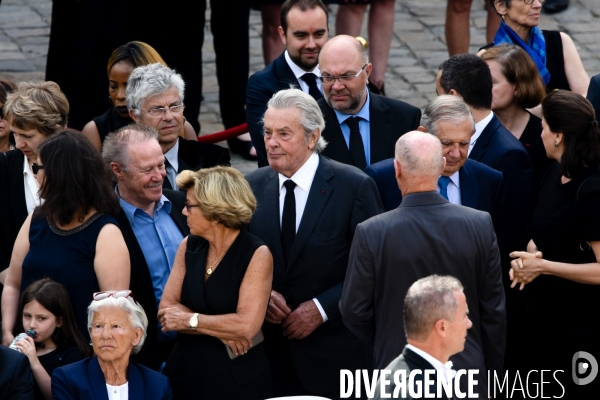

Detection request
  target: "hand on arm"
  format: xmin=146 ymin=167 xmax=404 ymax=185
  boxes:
xmin=94 ymin=224 xmax=130 ymax=290
xmin=265 ymin=290 xmax=292 ymax=324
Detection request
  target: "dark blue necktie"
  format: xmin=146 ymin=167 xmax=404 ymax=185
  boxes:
xmin=301 ymin=73 xmax=323 ymax=100
xmin=345 ymin=116 xmax=367 ymax=170
xmin=438 ymin=176 xmax=451 ymax=201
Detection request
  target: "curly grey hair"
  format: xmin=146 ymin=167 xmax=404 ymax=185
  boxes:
xmin=126 ymin=63 xmax=185 ymax=118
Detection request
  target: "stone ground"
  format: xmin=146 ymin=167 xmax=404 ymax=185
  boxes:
xmin=1 ymin=0 xmax=600 ymax=174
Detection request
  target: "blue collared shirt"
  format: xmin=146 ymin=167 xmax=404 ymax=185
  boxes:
xmin=119 ymin=191 xmax=183 ymax=340
xmin=334 ymin=90 xmax=371 ymax=166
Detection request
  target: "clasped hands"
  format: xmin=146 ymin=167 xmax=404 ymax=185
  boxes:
xmin=509 ymin=250 xmax=544 ymax=290
xmin=265 ymin=290 xmax=323 ymax=340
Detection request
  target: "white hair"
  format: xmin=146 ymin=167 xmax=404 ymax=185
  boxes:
xmin=420 ymin=95 xmax=475 ymax=137
xmin=126 ymin=63 xmax=185 ymax=118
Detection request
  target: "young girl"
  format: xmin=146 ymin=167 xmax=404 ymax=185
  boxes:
xmin=14 ymin=278 xmax=90 ymax=400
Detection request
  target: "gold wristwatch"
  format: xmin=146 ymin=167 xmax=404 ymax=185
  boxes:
xmin=189 ymin=313 xmax=199 ymax=330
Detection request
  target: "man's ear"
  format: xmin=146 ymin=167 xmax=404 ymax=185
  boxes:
xmin=110 ymin=162 xmax=123 ymax=179
xmin=441 ymin=157 xmax=447 ymax=176
xmin=278 ymin=26 xmax=287 ymax=45
xmin=394 ymin=158 xmax=401 ymax=180
xmin=417 ymin=126 xmax=427 ymax=133
xmin=434 ymin=319 xmax=447 ymax=338
xmin=448 ymin=89 xmax=461 ymax=98
xmin=129 ymin=109 xmax=140 ymax=124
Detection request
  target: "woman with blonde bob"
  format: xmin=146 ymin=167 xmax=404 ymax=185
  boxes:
xmin=158 ymin=167 xmax=273 ymax=400
xmin=51 ymin=291 xmax=172 ymax=399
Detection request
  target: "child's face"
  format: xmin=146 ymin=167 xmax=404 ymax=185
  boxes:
xmin=22 ymin=300 xmax=62 ymax=347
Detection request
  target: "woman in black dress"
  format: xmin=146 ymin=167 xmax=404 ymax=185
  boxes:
xmin=158 ymin=167 xmax=273 ymax=400
xmin=481 ymin=44 xmax=553 ymax=192
xmin=510 ymin=90 xmax=600 ymax=395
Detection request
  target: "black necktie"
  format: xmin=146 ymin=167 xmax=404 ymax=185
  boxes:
xmin=301 ymin=73 xmax=323 ymax=100
xmin=281 ymin=180 xmax=297 ymax=266
xmin=345 ymin=117 xmax=367 ymax=170
xmin=163 ymin=158 xmax=174 ymax=190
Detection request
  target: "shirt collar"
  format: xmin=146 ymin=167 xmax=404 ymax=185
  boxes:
xmin=470 ymin=111 xmax=494 ymax=149
xmin=278 ymin=152 xmax=320 ymax=193
xmin=22 ymin=155 xmax=31 ymax=175
xmin=447 ymin=170 xmax=460 ymax=189
xmin=334 ymin=89 xmax=371 ymax=125
xmin=406 ymin=344 xmax=454 ymax=374
xmin=116 ymin=186 xmax=171 ymax=226
xmin=285 ymin=50 xmax=320 ymax=79
xmin=164 ymin=139 xmax=179 ymax=169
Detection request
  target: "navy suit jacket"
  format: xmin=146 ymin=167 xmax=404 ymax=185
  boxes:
xmin=587 ymin=74 xmax=600 ymax=121
xmin=246 ymin=155 xmax=383 ymax=394
xmin=246 ymin=52 xmax=301 ymax=167
xmin=52 ymin=357 xmax=172 ymax=400
xmin=365 ymin=158 xmax=503 ymax=224
xmin=318 ymin=93 xmax=421 ymax=169
xmin=468 ymin=115 xmax=533 ymax=266
xmin=0 ymin=345 xmax=34 ymax=400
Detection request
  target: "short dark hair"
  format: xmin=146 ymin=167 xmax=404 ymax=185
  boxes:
xmin=480 ymin=45 xmax=545 ymax=109
xmin=18 ymin=278 xmax=90 ymax=357
xmin=37 ymin=130 xmax=120 ymax=225
xmin=439 ymin=54 xmax=493 ymax=110
xmin=280 ymin=0 xmax=328 ymax=35
xmin=542 ymin=90 xmax=600 ymax=178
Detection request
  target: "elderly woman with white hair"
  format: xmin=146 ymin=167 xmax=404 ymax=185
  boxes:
xmin=51 ymin=291 xmax=172 ymax=399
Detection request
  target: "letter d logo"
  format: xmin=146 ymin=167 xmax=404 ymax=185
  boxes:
xmin=572 ymin=351 xmax=598 ymax=385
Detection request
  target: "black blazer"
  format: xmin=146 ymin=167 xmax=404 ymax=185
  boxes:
xmin=587 ymin=74 xmax=600 ymax=121
xmin=318 ymin=93 xmax=421 ymax=169
xmin=374 ymin=347 xmax=449 ymax=400
xmin=468 ymin=115 xmax=533 ymax=266
xmin=246 ymin=52 xmax=300 ymax=167
xmin=245 ymin=155 xmax=383 ymax=394
xmin=0 ymin=150 xmax=29 ymax=271
xmin=365 ymin=158 xmax=503 ymax=226
xmin=340 ymin=191 xmax=505 ymax=398
xmin=114 ymin=189 xmax=189 ymax=370
xmin=0 ymin=345 xmax=34 ymax=400
xmin=162 ymin=137 xmax=231 ymax=189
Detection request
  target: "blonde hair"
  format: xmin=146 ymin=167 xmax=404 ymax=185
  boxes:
xmin=177 ymin=167 xmax=257 ymax=229
xmin=3 ymin=81 xmax=69 ymax=136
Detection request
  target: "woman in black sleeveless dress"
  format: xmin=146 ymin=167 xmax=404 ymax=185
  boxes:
xmin=159 ymin=167 xmax=273 ymax=400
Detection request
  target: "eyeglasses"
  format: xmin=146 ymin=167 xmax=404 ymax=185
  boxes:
xmin=93 ymin=290 xmax=138 ymax=304
xmin=521 ymin=0 xmax=545 ymax=4
xmin=319 ymin=64 xmax=368 ymax=86
xmin=140 ymin=104 xmax=185 ymax=118
xmin=184 ymin=201 xmax=201 ymax=213
xmin=31 ymin=163 xmax=44 ymax=175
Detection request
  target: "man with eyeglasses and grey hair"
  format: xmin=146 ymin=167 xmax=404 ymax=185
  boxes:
xmin=246 ymin=88 xmax=383 ymax=398
xmin=127 ymin=63 xmax=230 ymax=190
xmin=317 ymin=35 xmax=421 ymax=170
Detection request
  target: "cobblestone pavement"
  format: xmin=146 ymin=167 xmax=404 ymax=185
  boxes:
xmin=2 ymin=0 xmax=600 ymax=173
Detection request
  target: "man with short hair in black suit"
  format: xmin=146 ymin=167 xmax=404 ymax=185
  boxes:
xmin=317 ymin=35 xmax=421 ymax=170
xmin=247 ymin=0 xmax=329 ymax=167
xmin=374 ymin=275 xmax=472 ymax=400
xmin=340 ymin=131 xmax=505 ymax=398
xmin=366 ymin=95 xmax=503 ymax=227
xmin=103 ymin=125 xmax=189 ymax=371
xmin=246 ymin=88 xmax=383 ymax=399
xmin=0 ymin=344 xmax=34 ymax=399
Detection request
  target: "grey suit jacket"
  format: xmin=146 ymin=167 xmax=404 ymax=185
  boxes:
xmin=340 ymin=191 xmax=505 ymax=398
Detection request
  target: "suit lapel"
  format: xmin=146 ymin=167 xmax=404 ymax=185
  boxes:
xmin=7 ymin=152 xmax=28 ymax=221
xmin=287 ymin=156 xmax=333 ymax=270
xmin=127 ymin=362 xmax=144 ymax=399
xmin=177 ymin=138 xmax=195 ymax=172
xmin=459 ymin=162 xmax=478 ymax=209
xmin=262 ymin=169 xmax=286 ymax=270
xmin=90 ymin=357 xmax=110 ymax=400
xmin=369 ymin=94 xmax=394 ymax=163
xmin=274 ymin=53 xmax=301 ymax=89
xmin=319 ymin=100 xmax=354 ymax=165
xmin=469 ymin=115 xmax=499 ymax=161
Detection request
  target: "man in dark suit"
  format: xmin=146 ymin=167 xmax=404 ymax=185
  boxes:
xmin=246 ymin=88 xmax=383 ymax=398
xmin=247 ymin=0 xmax=329 ymax=167
xmin=103 ymin=125 xmax=189 ymax=370
xmin=373 ymin=275 xmax=472 ymax=400
xmin=317 ymin=35 xmax=421 ymax=170
xmin=587 ymin=73 xmax=600 ymax=120
xmin=340 ymin=131 xmax=505 ymax=398
xmin=366 ymin=95 xmax=503 ymax=227
xmin=0 ymin=344 xmax=34 ymax=399
xmin=127 ymin=63 xmax=230 ymax=190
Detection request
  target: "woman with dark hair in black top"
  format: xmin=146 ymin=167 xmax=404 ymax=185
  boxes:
xmin=510 ymin=90 xmax=600 ymax=395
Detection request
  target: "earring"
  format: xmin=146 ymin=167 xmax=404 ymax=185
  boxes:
xmin=212 ymin=221 xmax=215 ymax=226
xmin=501 ymin=14 xmax=505 ymax=20
xmin=553 ymin=140 xmax=558 ymax=147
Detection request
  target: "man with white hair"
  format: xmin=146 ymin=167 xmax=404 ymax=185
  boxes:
xmin=340 ymin=131 xmax=505 ymax=398
xmin=127 ymin=63 xmax=230 ymax=190
xmin=246 ymin=88 xmax=383 ymax=398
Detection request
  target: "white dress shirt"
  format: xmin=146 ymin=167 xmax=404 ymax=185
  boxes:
xmin=406 ymin=344 xmax=456 ymax=380
xmin=106 ymin=382 xmax=128 ymax=400
xmin=164 ymin=139 xmax=179 ymax=189
xmin=278 ymin=152 xmax=328 ymax=322
xmin=468 ymin=111 xmax=494 ymax=156
xmin=284 ymin=50 xmax=323 ymax=95
xmin=22 ymin=156 xmax=41 ymax=214
xmin=437 ymin=171 xmax=461 ymax=205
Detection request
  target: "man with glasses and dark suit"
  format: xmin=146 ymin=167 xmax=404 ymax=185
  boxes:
xmin=317 ymin=35 xmax=421 ymax=170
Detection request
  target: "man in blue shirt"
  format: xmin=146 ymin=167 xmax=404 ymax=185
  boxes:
xmin=317 ymin=35 xmax=421 ymax=170
xmin=102 ymin=124 xmax=189 ymax=371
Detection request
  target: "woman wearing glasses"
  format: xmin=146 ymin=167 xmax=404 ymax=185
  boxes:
xmin=52 ymin=291 xmax=172 ymax=399
xmin=158 ymin=167 xmax=273 ymax=400
xmin=81 ymin=41 xmax=197 ymax=152
xmin=1 ymin=131 xmax=130 ymax=345
xmin=485 ymin=0 xmax=589 ymax=94
xmin=0 ymin=82 xmax=69 ymax=279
